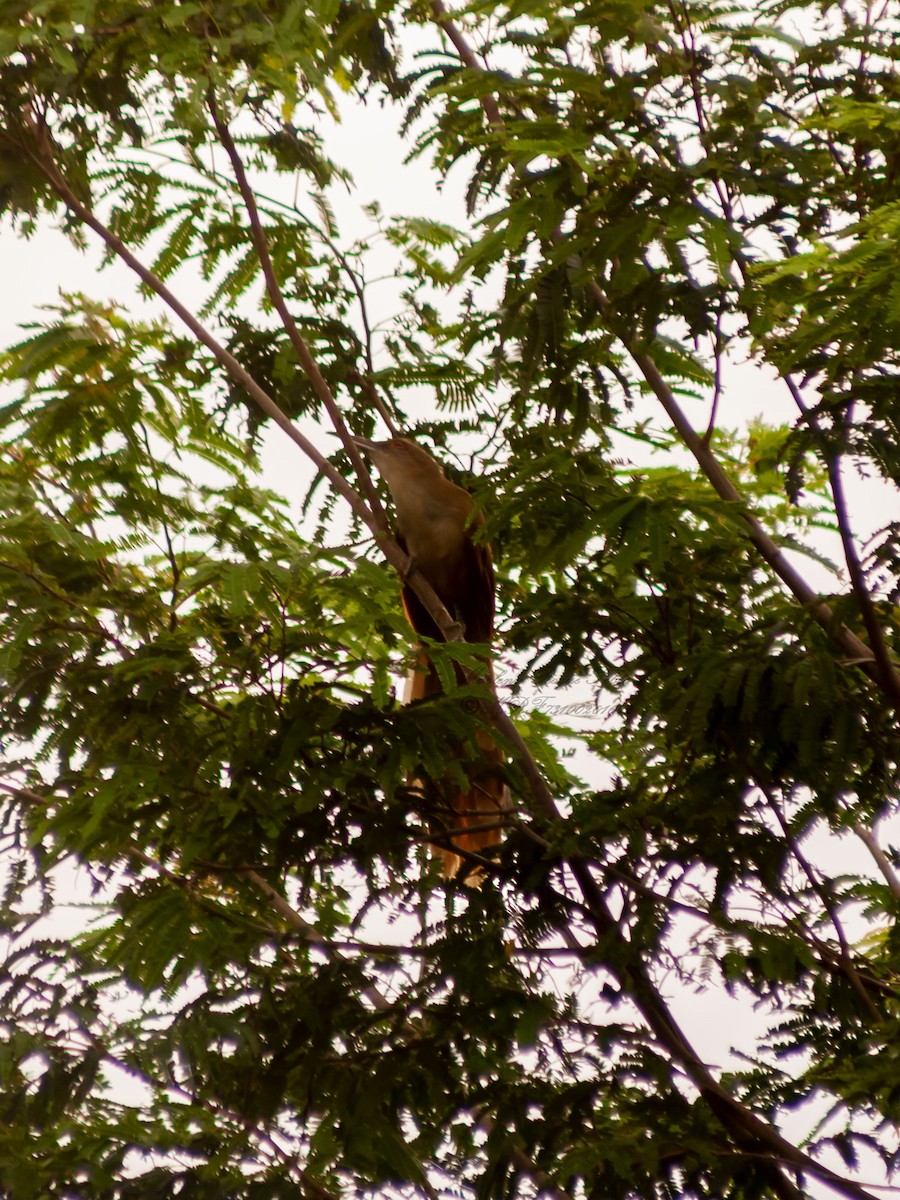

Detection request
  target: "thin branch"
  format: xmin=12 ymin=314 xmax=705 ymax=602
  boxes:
xmin=853 ymin=822 xmax=900 ymax=900
xmin=141 ymin=140 xmax=401 ymax=434
xmin=240 ymin=868 xmax=398 ymax=1015
xmin=670 ymin=0 xmax=737 ymax=226
xmin=828 ymin=423 xmax=900 ymax=706
xmin=207 ymin=92 xmax=391 ymax=526
xmin=784 ymin=376 xmax=900 ymax=705
xmin=307 ymin=227 xmax=400 ymax=436
xmin=712 ymin=731 xmax=886 ymax=1016
xmin=591 ymin=278 xmax=899 ymax=704
xmin=781 ymin=380 xmax=900 ymax=890
xmin=703 ymin=305 xmax=725 ymax=446
xmin=137 ymin=420 xmax=180 ymax=629
xmin=429 ymin=0 xmax=503 ymax=128
xmin=756 ymin=782 xmax=882 ymax=1022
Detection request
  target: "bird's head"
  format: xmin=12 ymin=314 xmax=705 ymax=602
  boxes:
xmin=351 ymin=436 xmax=446 ymax=491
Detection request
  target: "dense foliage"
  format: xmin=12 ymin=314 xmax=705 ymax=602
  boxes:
xmin=1 ymin=1 xmax=899 ymax=1196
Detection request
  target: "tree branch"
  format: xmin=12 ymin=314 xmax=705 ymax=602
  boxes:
xmin=827 ymin=446 xmax=900 ymax=704
xmin=852 ymin=821 xmax=900 ymax=900
xmin=783 ymin=377 xmax=900 ymax=706
xmin=207 ymin=91 xmax=391 ymax=529
xmin=756 ymin=781 xmax=882 ymax=1023
xmin=428 ymin=0 xmax=503 ymax=128
xmin=596 ymin=286 xmax=899 ymax=704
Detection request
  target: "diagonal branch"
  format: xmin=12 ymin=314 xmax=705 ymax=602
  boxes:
xmin=207 ymin=91 xmax=390 ymax=529
xmin=783 ymin=377 xmax=900 ymax=705
xmin=10 ymin=108 xmax=469 ymax=652
xmin=595 ymin=288 xmax=900 ymax=705
xmin=852 ymin=821 xmax=900 ymax=900
xmin=429 ymin=0 xmax=503 ymax=128
xmin=826 ymin=446 xmax=900 ymax=703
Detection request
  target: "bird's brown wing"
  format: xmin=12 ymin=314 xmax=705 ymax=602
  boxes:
xmin=454 ymin=533 xmax=495 ymax=647
xmin=396 ymin=527 xmax=506 ymax=879
xmin=397 ymin=526 xmax=495 ymax=649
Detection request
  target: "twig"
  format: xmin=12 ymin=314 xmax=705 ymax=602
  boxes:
xmin=853 ymin=822 xmax=900 ymax=900
xmin=207 ymin=92 xmax=391 ymax=527
xmin=240 ymin=868 xmax=397 ymax=1014
xmin=756 ymin=780 xmax=882 ymax=1023
xmin=429 ymin=0 xmax=503 ymax=128
xmin=784 ymin=376 xmax=900 ymax=705
xmin=137 ymin=420 xmax=180 ymax=629
xmin=703 ymin=306 xmax=725 ymax=445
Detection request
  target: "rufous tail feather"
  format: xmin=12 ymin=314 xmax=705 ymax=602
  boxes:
xmin=405 ymin=649 xmax=509 ymax=879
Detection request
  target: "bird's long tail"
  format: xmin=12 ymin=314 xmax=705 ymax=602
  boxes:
xmin=405 ymin=647 xmax=509 ymax=879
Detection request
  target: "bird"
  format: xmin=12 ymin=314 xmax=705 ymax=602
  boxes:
xmin=352 ymin=435 xmax=508 ymax=878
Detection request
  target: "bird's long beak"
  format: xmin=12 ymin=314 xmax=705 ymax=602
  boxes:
xmin=350 ymin=436 xmax=380 ymax=455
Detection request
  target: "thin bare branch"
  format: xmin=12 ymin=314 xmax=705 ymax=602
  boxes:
xmin=784 ymin=376 xmax=900 ymax=705
xmin=853 ymin=822 xmax=900 ymax=899
xmin=241 ymin=868 xmax=398 ymax=1016
xmin=207 ymin=92 xmax=391 ymax=526
xmin=595 ymin=280 xmax=898 ymax=703
xmin=429 ymin=0 xmax=503 ymax=128
xmin=703 ymin=306 xmax=725 ymax=446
